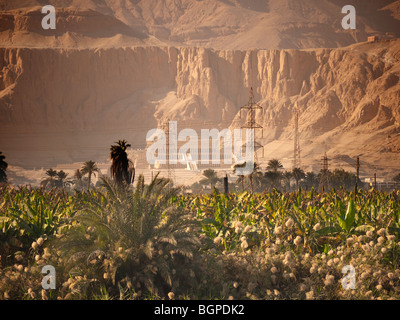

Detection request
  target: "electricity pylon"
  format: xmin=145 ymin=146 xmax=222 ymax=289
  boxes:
xmin=239 ymin=87 xmax=264 ymax=162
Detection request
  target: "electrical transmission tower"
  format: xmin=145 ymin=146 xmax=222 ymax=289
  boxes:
xmin=239 ymin=87 xmax=264 ymax=162
xmin=293 ymin=104 xmax=301 ymax=170
xmin=162 ymin=119 xmax=176 ymax=186
xmin=319 ymin=152 xmax=330 ymax=192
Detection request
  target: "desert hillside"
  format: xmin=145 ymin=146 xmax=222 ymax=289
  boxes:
xmin=1 ymin=40 xmax=400 ymax=174
xmin=1 ymin=0 xmax=400 ymax=49
xmin=0 ymin=1 xmax=399 ymax=185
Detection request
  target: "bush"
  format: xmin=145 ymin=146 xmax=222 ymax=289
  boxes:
xmin=48 ymin=174 xmax=203 ymax=299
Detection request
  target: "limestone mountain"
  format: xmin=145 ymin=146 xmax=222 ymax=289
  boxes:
xmin=1 ymin=0 xmax=400 ymax=49
xmin=0 ymin=0 xmax=399 ymax=181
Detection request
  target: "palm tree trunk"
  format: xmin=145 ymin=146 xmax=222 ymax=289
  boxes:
xmin=88 ymin=173 xmax=91 ymax=189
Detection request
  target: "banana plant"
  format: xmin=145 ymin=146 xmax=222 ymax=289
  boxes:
xmin=314 ymin=198 xmax=357 ymax=237
xmin=336 ymin=198 xmax=356 ymax=233
xmin=4 ymin=189 xmax=75 ymax=246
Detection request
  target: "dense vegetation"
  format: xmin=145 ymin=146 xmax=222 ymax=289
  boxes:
xmin=191 ymin=160 xmax=365 ymax=194
xmin=1 ymin=177 xmax=400 ymax=300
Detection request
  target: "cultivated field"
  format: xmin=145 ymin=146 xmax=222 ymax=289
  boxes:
xmin=1 ymin=176 xmax=400 ymax=300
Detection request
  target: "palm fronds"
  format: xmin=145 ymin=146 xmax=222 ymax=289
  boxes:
xmin=110 ymin=140 xmax=135 ymax=186
xmin=52 ymin=173 xmax=200 ymax=298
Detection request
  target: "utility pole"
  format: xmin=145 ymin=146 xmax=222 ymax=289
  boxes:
xmin=162 ymin=119 xmax=176 ymax=186
xmin=319 ymin=152 xmax=329 ymax=192
xmin=224 ymin=174 xmax=229 ymax=194
xmin=355 ymin=156 xmax=360 ymax=193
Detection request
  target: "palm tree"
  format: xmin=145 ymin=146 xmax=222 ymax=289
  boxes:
xmin=53 ymin=174 xmax=200 ymax=298
xmin=0 ymin=152 xmax=8 ymax=184
xmin=200 ymin=169 xmax=220 ymax=190
xmin=231 ymin=161 xmax=260 ymax=193
xmin=292 ymin=167 xmax=306 ymax=190
xmin=56 ymin=170 xmax=69 ymax=188
xmin=46 ymin=168 xmax=57 ymax=177
xmin=243 ymin=162 xmax=260 ymax=193
xmin=81 ymin=160 xmax=99 ymax=189
xmin=232 ymin=162 xmax=247 ymax=191
xmin=330 ymin=169 xmax=357 ymax=191
xmin=41 ymin=168 xmax=58 ymax=188
xmin=74 ymin=168 xmax=82 ymax=180
xmin=264 ymin=170 xmax=282 ymax=191
xmin=110 ymin=140 xmax=135 ymax=186
xmin=249 ymin=162 xmax=263 ymax=193
xmin=266 ymin=159 xmax=283 ymax=172
xmin=73 ymin=168 xmax=83 ymax=189
xmin=305 ymin=171 xmax=318 ymax=190
xmin=265 ymin=159 xmax=284 ymax=190
xmin=282 ymin=171 xmax=292 ymax=191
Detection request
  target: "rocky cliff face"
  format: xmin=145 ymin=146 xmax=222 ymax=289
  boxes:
xmin=1 ymin=39 xmax=400 ymax=171
xmin=0 ymin=7 xmax=149 ymax=48
xmin=1 ymin=0 xmax=400 ymax=50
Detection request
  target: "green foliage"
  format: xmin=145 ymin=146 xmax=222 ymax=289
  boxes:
xmin=81 ymin=160 xmax=100 ymax=189
xmin=41 ymin=169 xmax=73 ymax=189
xmin=2 ymin=181 xmax=400 ymax=300
xmin=189 ymin=188 xmax=400 ymax=254
xmin=51 ymin=174 xmax=201 ymax=299
xmin=0 ymin=186 xmax=75 ymax=251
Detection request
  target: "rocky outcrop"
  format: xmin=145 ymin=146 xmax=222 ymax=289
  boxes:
xmin=1 ymin=0 xmax=400 ymax=50
xmin=0 ymin=7 xmax=148 ymax=48
xmin=1 ymin=39 xmax=400 ymax=170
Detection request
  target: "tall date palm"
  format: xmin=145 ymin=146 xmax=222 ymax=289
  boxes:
xmin=0 ymin=151 xmax=8 ymax=184
xmin=56 ymin=170 xmax=69 ymax=188
xmin=110 ymin=140 xmax=135 ymax=186
xmin=81 ymin=160 xmax=99 ymax=189
xmin=292 ymin=167 xmax=306 ymax=190
xmin=266 ymin=159 xmax=283 ymax=172
xmin=41 ymin=168 xmax=58 ymax=188
xmin=53 ymin=174 xmax=200 ymax=298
